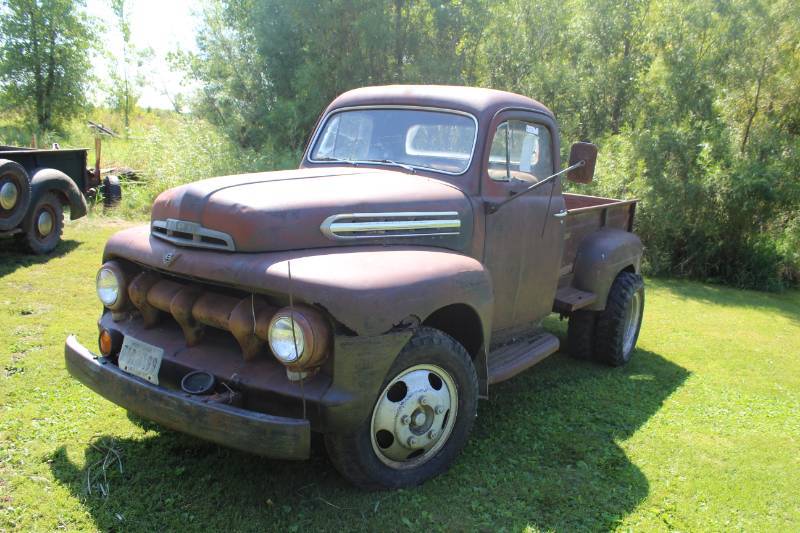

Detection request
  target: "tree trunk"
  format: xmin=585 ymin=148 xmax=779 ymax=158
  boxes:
xmin=27 ymin=4 xmax=45 ymax=130
xmin=740 ymin=55 xmax=768 ymax=155
xmin=609 ymin=36 xmax=632 ymax=135
xmin=43 ymin=25 xmax=58 ymax=130
xmin=393 ymin=0 xmax=405 ymax=79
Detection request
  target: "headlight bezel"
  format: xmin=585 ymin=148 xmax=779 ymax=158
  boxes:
xmin=95 ymin=261 xmax=129 ymax=311
xmin=268 ymin=314 xmax=307 ymax=364
xmin=266 ymin=305 xmax=330 ymax=370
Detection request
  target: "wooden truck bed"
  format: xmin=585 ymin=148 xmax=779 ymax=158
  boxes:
xmin=553 ymin=193 xmax=638 ymax=313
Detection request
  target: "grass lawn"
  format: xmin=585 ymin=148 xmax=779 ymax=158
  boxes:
xmin=1 ymin=218 xmax=798 ymax=531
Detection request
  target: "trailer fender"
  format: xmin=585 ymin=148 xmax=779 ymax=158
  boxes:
xmin=572 ymin=228 xmax=643 ymax=311
xmin=30 ymin=168 xmax=88 ymax=220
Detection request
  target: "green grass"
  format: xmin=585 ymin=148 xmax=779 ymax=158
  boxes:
xmin=1 ymin=219 xmax=799 ymax=531
xmin=0 ymin=109 xmax=300 ymax=219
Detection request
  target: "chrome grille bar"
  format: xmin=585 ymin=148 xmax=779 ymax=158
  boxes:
xmin=321 ymin=211 xmax=461 ymax=240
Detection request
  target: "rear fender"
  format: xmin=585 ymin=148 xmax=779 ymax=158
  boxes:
xmin=572 ymin=228 xmax=643 ymax=311
xmin=30 ymin=167 xmax=88 ymax=220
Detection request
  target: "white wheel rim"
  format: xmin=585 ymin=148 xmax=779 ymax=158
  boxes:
xmin=37 ymin=209 xmax=53 ymax=237
xmin=0 ymin=182 xmax=18 ymax=210
xmin=622 ymin=290 xmax=642 ymax=356
xmin=370 ymin=364 xmax=458 ymax=469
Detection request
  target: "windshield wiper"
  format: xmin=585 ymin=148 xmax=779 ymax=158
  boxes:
xmin=315 ymin=156 xmax=416 ymax=173
xmin=354 ymin=159 xmax=416 ymax=174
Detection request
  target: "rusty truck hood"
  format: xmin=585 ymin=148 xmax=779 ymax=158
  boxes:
xmin=150 ymin=167 xmax=472 ymax=253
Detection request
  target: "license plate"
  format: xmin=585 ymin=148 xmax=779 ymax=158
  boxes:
xmin=118 ymin=336 xmax=164 ymax=385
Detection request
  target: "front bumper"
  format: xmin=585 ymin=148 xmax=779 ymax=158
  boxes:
xmin=64 ymin=335 xmax=310 ymax=460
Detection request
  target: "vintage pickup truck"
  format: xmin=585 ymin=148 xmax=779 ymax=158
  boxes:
xmin=65 ymin=86 xmax=644 ymax=489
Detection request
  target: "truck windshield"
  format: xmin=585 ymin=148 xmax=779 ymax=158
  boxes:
xmin=310 ymin=108 xmax=477 ymax=174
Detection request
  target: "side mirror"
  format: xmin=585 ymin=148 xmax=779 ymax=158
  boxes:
xmin=567 ymin=142 xmax=597 ymax=184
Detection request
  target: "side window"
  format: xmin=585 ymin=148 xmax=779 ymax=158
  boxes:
xmin=487 ymin=120 xmax=553 ymax=182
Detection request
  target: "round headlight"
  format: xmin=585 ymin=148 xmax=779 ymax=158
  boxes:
xmin=96 ymin=266 xmax=121 ymax=307
xmin=263 ymin=305 xmax=331 ymax=370
xmin=95 ymin=261 xmax=131 ymax=311
xmin=268 ymin=315 xmax=306 ymax=363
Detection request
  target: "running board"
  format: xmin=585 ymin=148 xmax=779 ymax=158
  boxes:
xmin=487 ymin=331 xmax=560 ymax=385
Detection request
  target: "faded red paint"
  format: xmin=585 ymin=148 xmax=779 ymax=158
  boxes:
xmin=65 ymin=85 xmax=643 ymax=460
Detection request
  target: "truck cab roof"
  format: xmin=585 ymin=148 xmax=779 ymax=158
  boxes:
xmin=327 ymin=85 xmax=555 ymax=121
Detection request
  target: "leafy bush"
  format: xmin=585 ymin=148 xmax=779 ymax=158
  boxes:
xmin=32 ymin=109 xmax=300 ymax=218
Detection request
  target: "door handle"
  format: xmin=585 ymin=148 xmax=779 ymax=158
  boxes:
xmin=553 ymin=209 xmax=568 ymax=219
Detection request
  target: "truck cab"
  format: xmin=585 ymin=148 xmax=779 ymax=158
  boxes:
xmin=65 ymin=85 xmax=644 ymax=490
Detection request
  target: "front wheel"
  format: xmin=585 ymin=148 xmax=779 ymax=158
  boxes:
xmin=325 ymin=327 xmax=478 ymax=490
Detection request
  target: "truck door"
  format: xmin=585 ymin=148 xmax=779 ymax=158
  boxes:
xmin=481 ymin=112 xmax=566 ymax=331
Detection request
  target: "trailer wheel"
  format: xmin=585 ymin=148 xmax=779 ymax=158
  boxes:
xmin=594 ymin=272 xmax=645 ymax=366
xmin=19 ymin=192 xmax=64 ymax=254
xmin=102 ymin=175 xmax=122 ymax=207
xmin=325 ymin=327 xmax=478 ymax=490
xmin=0 ymin=159 xmax=32 ymax=231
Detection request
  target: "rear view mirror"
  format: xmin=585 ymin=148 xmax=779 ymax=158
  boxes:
xmin=567 ymin=142 xmax=597 ymax=184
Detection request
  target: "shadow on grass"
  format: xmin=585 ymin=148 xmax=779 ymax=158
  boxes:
xmin=649 ymin=277 xmax=800 ymax=325
xmin=49 ymin=348 xmax=688 ymax=531
xmin=0 ymin=238 xmax=80 ymax=278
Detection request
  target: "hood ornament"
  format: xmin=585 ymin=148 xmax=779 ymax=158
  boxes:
xmin=151 ymin=218 xmax=236 ymax=251
xmin=162 ymin=251 xmax=178 ymax=267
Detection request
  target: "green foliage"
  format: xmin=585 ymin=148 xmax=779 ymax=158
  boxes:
xmin=106 ymin=0 xmax=152 ymax=130
xmin=180 ymin=0 xmax=491 ymax=149
xmin=180 ymin=0 xmax=800 ymax=290
xmin=0 ymin=108 xmax=298 ymax=218
xmin=0 ymin=0 xmax=96 ymax=130
xmin=57 ymin=109 xmax=299 ymax=218
xmin=2 ymin=223 xmax=800 ymax=530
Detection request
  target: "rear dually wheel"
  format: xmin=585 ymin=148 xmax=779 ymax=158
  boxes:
xmin=594 ymin=271 xmax=645 ymax=366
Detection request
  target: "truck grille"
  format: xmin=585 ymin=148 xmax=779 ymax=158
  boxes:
xmin=151 ymin=219 xmax=235 ymax=251
xmin=126 ymin=269 xmax=275 ymax=360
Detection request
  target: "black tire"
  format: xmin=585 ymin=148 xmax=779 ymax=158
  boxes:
xmin=594 ymin=271 xmax=645 ymax=366
xmin=18 ymin=192 xmax=64 ymax=254
xmin=567 ymin=309 xmax=597 ymax=360
xmin=0 ymin=159 xmax=32 ymax=231
xmin=102 ymin=175 xmax=122 ymax=207
xmin=325 ymin=327 xmax=478 ymax=490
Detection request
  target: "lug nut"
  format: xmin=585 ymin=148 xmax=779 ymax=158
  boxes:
xmin=428 ymin=430 xmax=438 ymax=440
xmin=435 ymin=405 xmax=444 ymax=415
xmin=419 ymin=396 xmax=428 ymax=406
xmin=401 ymin=415 xmax=410 ymax=425
xmin=407 ymin=437 xmax=417 ymax=447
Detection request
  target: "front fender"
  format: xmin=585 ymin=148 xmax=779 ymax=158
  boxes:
xmin=104 ymin=225 xmax=494 ymax=343
xmin=572 ymin=228 xmax=643 ymax=311
xmin=30 ymin=167 xmax=88 ymax=220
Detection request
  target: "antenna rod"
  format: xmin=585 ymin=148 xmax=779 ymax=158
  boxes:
xmin=287 ymin=260 xmax=307 ymax=420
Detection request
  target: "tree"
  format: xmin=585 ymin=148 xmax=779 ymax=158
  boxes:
xmin=0 ymin=0 xmax=96 ymax=130
xmin=180 ymin=0 xmax=800 ymax=289
xmin=107 ymin=0 xmax=151 ymax=130
xmin=182 ymin=0 xmax=491 ymax=150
